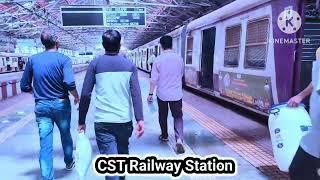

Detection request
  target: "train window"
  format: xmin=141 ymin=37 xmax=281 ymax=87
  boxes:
xmin=186 ymin=36 xmax=193 ymax=64
xmin=244 ymin=18 xmax=269 ymax=69
xmin=224 ymin=25 xmax=241 ymax=67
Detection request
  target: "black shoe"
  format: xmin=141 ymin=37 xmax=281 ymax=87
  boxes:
xmin=66 ymin=160 xmax=75 ymax=170
xmin=176 ymin=143 xmax=185 ymax=154
xmin=159 ymin=135 xmax=169 ymax=142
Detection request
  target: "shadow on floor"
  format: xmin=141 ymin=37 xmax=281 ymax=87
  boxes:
xmin=22 ymin=167 xmax=73 ymax=180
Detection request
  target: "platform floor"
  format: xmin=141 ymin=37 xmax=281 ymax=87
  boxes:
xmin=0 ymin=71 xmax=288 ymax=180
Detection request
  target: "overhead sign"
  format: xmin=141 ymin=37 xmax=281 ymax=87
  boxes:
xmin=61 ymin=6 xmax=146 ymax=27
xmin=105 ymin=7 xmax=146 ymax=27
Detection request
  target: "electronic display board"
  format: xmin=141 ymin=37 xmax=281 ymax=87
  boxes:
xmin=61 ymin=6 xmax=146 ymax=27
xmin=105 ymin=7 xmax=146 ymax=27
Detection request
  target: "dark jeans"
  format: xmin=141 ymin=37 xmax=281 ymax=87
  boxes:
xmin=35 ymin=99 xmax=73 ymax=180
xmin=157 ymin=97 xmax=183 ymax=142
xmin=289 ymin=146 xmax=320 ymax=180
xmin=95 ymin=122 xmax=133 ymax=180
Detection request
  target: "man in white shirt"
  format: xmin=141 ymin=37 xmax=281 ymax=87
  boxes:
xmin=147 ymin=35 xmax=185 ymax=154
xmin=288 ymin=47 xmax=320 ymax=179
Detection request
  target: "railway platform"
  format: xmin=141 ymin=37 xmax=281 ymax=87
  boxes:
xmin=0 ymin=70 xmax=288 ymax=180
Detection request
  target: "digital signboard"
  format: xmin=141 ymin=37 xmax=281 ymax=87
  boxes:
xmin=61 ymin=6 xmax=146 ymax=27
xmin=105 ymin=7 xmax=146 ymax=27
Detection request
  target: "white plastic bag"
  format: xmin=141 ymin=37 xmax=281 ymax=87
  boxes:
xmin=268 ymin=103 xmax=312 ymax=172
xmin=148 ymin=102 xmax=157 ymax=114
xmin=75 ymin=132 xmax=92 ymax=180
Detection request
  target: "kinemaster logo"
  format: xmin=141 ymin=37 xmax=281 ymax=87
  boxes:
xmin=277 ymin=8 xmax=302 ymax=34
xmin=270 ymin=8 xmax=309 ymax=45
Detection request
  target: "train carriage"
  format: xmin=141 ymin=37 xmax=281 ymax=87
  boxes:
xmin=131 ymin=0 xmax=318 ymax=116
xmin=0 ymin=52 xmax=29 ymax=73
xmin=183 ymin=0 xmax=279 ymax=114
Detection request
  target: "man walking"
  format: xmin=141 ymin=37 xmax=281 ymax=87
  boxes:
xmin=147 ymin=35 xmax=185 ymax=154
xmin=288 ymin=47 xmax=320 ymax=180
xmin=20 ymin=30 xmax=80 ymax=180
xmin=78 ymin=30 xmax=144 ymax=180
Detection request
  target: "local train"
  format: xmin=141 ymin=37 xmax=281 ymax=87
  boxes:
xmin=0 ymin=52 xmax=29 ymax=73
xmin=0 ymin=51 xmax=93 ymax=74
xmin=129 ymin=0 xmax=319 ymax=115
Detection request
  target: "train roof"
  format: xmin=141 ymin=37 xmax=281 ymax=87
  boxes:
xmin=133 ymin=0 xmax=271 ymax=51
xmin=187 ymin=0 xmax=271 ymax=31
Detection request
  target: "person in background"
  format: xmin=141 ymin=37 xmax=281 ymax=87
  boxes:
xmin=20 ymin=30 xmax=80 ymax=180
xmin=147 ymin=35 xmax=185 ymax=154
xmin=148 ymin=51 xmax=156 ymax=78
xmin=78 ymin=30 xmax=144 ymax=180
xmin=18 ymin=57 xmax=25 ymax=70
xmin=288 ymin=47 xmax=320 ymax=180
xmin=6 ymin=57 xmax=11 ymax=71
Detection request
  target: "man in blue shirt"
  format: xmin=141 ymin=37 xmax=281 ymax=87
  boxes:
xmin=20 ymin=30 xmax=80 ymax=180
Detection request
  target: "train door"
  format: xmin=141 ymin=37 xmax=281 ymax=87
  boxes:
xmin=6 ymin=57 xmax=11 ymax=71
xmin=177 ymin=36 xmax=180 ymax=55
xmin=146 ymin=49 xmax=149 ymax=71
xmin=200 ymin=27 xmax=216 ymax=89
xmin=155 ymin=46 xmax=158 ymax=56
xmin=0 ymin=57 xmax=4 ymax=72
xmin=186 ymin=35 xmax=193 ymax=65
xmin=140 ymin=51 xmax=142 ymax=68
xmin=135 ymin=52 xmax=137 ymax=66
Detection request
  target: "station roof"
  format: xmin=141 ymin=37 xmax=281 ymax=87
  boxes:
xmin=0 ymin=0 xmax=235 ymax=51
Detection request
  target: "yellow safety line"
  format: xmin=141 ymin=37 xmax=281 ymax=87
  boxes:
xmin=0 ymin=113 xmax=34 ymax=144
xmin=182 ymin=101 xmax=277 ymax=167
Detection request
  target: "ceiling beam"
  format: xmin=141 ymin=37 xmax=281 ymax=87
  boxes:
xmin=15 ymin=2 xmax=92 ymax=48
xmin=110 ymin=0 xmax=197 ymax=8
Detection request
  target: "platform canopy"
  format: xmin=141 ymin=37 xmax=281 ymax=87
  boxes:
xmin=0 ymin=0 xmax=238 ymax=51
xmin=0 ymin=0 xmax=319 ymax=51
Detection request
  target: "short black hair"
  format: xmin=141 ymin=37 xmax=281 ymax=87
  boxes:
xmin=160 ymin=35 xmax=172 ymax=50
xmin=40 ymin=30 xmax=58 ymax=49
xmin=102 ymin=30 xmax=121 ymax=53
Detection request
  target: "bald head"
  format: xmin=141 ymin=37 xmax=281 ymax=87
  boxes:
xmin=41 ymin=30 xmax=58 ymax=50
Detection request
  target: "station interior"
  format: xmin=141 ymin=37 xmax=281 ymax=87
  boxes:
xmin=0 ymin=0 xmax=319 ymax=180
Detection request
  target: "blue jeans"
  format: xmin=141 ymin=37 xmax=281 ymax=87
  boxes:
xmin=35 ymin=99 xmax=73 ymax=180
xmin=95 ymin=122 xmax=133 ymax=180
